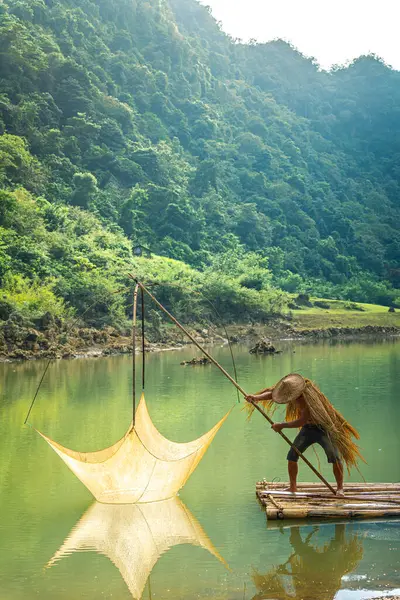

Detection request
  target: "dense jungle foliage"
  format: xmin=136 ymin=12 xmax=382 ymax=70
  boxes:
xmin=0 ymin=0 xmax=399 ymax=327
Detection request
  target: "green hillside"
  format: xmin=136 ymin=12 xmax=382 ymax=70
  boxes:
xmin=0 ymin=0 xmax=399 ymax=328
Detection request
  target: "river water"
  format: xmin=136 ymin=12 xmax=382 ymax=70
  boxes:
xmin=1 ymin=338 xmax=399 ymax=599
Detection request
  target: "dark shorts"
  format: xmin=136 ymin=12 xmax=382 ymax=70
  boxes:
xmin=287 ymin=424 xmax=341 ymax=464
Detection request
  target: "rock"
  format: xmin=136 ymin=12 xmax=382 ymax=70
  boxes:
xmin=9 ymin=349 xmax=30 ymax=360
xmin=180 ymin=357 xmax=211 ymax=366
xmin=38 ymin=311 xmax=54 ymax=329
xmin=25 ymin=329 xmax=40 ymax=343
xmin=249 ymin=338 xmax=279 ymax=354
xmin=388 ymin=306 xmax=395 ymax=313
xmin=3 ymin=321 xmax=24 ymax=343
xmin=93 ymin=330 xmax=109 ymax=343
xmin=288 ymin=302 xmax=300 ymax=310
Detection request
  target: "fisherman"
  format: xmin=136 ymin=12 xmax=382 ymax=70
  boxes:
xmin=246 ymin=374 xmax=363 ymax=495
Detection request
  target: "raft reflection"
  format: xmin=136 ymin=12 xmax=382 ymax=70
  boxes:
xmin=252 ymin=524 xmax=364 ymax=600
xmin=47 ymin=497 xmax=227 ymax=599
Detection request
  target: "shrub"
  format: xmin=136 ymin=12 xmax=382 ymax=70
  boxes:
xmin=0 ymin=299 xmax=13 ymax=320
xmin=239 ymin=274 xmax=264 ymax=291
xmin=313 ymin=300 xmax=331 ymax=309
xmin=0 ymin=273 xmax=68 ymax=319
xmin=344 ymin=301 xmax=365 ymax=312
xmin=296 ymin=293 xmax=312 ymax=307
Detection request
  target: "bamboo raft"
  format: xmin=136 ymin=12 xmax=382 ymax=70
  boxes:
xmin=256 ymin=481 xmax=400 ymax=521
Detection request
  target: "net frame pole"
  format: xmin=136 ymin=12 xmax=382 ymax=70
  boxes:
xmin=132 ymin=284 xmax=139 ymax=425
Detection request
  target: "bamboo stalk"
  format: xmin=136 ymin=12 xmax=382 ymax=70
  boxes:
xmin=266 ymin=502 xmax=399 ymax=512
xmin=256 ymin=483 xmax=400 ymax=492
xmin=266 ymin=507 xmax=400 ymax=520
xmin=133 ymin=277 xmax=337 ymax=495
xmin=259 ymin=481 xmax=400 ymax=487
xmin=266 ymin=494 xmax=284 ymax=511
xmin=257 ymin=482 xmax=400 ymax=488
xmin=281 ymin=482 xmax=400 ymax=486
xmin=132 ymin=284 xmax=139 ymax=425
xmin=258 ymin=490 xmax=400 ymax=505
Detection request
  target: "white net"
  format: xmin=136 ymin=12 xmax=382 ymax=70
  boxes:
xmin=37 ymin=393 xmax=231 ymax=503
xmin=47 ymin=497 xmax=227 ymax=600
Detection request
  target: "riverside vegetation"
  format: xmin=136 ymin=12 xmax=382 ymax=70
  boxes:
xmin=0 ymin=0 xmax=400 ymax=357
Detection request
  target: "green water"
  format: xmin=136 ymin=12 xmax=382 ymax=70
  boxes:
xmin=1 ymin=339 xmax=400 ymax=600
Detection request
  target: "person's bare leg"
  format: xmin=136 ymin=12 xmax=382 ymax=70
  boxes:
xmin=286 ymin=461 xmax=298 ymax=493
xmin=333 ymin=461 xmax=344 ymax=495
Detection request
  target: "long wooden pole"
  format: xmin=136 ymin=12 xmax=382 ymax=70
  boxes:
xmin=130 ymin=276 xmax=336 ymax=495
xmin=132 ymin=284 xmax=139 ymax=425
xmin=259 ymin=490 xmax=400 ymax=505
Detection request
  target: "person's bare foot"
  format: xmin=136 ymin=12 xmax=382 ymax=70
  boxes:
xmin=284 ymin=486 xmax=297 ymax=494
xmin=336 ymin=488 xmax=344 ymax=497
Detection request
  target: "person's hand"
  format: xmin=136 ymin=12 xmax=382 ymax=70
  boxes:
xmin=272 ymin=422 xmax=285 ymax=433
xmin=245 ymin=395 xmax=256 ymax=403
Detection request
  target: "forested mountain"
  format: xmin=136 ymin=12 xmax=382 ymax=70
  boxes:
xmin=1 ymin=0 xmax=399 ymax=326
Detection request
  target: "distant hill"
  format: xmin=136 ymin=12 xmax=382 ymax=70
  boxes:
xmin=0 ymin=0 xmax=399 ymax=327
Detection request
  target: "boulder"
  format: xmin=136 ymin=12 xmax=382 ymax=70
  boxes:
xmin=2 ymin=320 xmax=24 ymax=343
xmin=180 ymin=357 xmax=211 ymax=366
xmin=249 ymin=339 xmax=280 ymax=354
xmin=38 ymin=311 xmax=54 ymax=329
xmin=25 ymin=329 xmax=40 ymax=343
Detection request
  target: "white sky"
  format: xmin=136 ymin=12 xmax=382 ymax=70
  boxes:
xmin=199 ymin=0 xmax=400 ymax=70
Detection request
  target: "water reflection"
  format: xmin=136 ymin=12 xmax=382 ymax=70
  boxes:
xmin=252 ymin=525 xmax=364 ymax=600
xmin=47 ymin=497 xmax=227 ymax=600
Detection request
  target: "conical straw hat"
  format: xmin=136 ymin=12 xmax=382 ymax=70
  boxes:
xmin=272 ymin=373 xmax=306 ymax=404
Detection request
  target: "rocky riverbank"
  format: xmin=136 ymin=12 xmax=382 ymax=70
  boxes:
xmin=0 ymin=313 xmax=399 ymax=362
xmin=0 ymin=312 xmax=228 ymax=362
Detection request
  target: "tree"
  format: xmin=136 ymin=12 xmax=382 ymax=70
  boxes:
xmin=70 ymin=172 xmax=99 ymax=208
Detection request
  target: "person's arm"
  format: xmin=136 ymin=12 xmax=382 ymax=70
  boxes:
xmin=245 ymin=390 xmax=273 ymax=403
xmin=272 ymin=398 xmax=309 ymax=432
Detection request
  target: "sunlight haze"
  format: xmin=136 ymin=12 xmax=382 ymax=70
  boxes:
xmin=200 ymin=0 xmax=400 ymax=70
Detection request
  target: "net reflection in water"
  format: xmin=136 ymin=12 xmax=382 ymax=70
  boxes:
xmin=46 ymin=497 xmax=227 ymax=600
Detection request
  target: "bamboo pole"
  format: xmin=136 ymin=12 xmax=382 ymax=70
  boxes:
xmin=258 ymin=490 xmax=400 ymax=505
xmin=131 ymin=276 xmax=336 ymax=495
xmin=257 ymin=482 xmax=400 ymax=489
xmin=132 ymin=284 xmax=139 ymax=425
xmin=266 ymin=507 xmax=400 ymax=520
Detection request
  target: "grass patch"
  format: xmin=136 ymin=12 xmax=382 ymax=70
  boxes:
xmin=287 ymin=297 xmax=400 ymax=330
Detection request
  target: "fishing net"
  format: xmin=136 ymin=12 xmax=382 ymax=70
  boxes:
xmin=47 ymin=497 xmax=227 ymax=600
xmin=37 ymin=393 xmax=231 ymax=504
